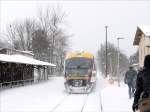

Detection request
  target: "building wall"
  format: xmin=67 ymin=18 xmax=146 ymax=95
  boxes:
xmin=139 ymin=34 xmax=150 ymax=67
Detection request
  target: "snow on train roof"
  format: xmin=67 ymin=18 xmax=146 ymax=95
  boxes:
xmin=66 ymin=52 xmax=94 ymax=59
xmin=0 ymin=54 xmax=56 ymax=67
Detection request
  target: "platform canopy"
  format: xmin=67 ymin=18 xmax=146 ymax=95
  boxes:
xmin=0 ymin=54 xmax=56 ymax=67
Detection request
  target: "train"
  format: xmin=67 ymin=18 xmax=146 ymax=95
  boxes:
xmin=64 ymin=52 xmax=97 ymax=94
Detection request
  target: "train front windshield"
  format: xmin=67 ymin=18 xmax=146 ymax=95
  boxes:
xmin=65 ymin=58 xmax=92 ymax=76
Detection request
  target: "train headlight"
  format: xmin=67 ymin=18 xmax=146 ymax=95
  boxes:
xmin=65 ymin=74 xmax=71 ymax=77
xmin=73 ymin=80 xmax=83 ymax=87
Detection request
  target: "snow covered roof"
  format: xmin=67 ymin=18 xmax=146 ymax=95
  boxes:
xmin=22 ymin=51 xmax=34 ymax=55
xmin=133 ymin=25 xmax=150 ymax=45
xmin=138 ymin=25 xmax=150 ymax=36
xmin=132 ymin=63 xmax=139 ymax=66
xmin=0 ymin=54 xmax=56 ymax=67
xmin=0 ymin=47 xmax=34 ymax=57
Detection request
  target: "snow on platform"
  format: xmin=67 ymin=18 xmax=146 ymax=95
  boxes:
xmin=0 ymin=77 xmax=66 ymax=112
xmin=101 ymin=82 xmax=133 ymax=112
xmin=0 ymin=75 xmax=133 ymax=112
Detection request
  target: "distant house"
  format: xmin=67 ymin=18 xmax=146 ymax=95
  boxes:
xmin=133 ymin=25 xmax=150 ymax=67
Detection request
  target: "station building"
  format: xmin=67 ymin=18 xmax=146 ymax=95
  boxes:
xmin=133 ymin=25 xmax=150 ymax=67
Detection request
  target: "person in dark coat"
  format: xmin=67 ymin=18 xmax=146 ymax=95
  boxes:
xmin=132 ymin=55 xmax=150 ymax=112
xmin=124 ymin=66 xmax=137 ymax=99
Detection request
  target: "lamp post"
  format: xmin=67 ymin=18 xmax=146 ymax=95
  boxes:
xmin=117 ymin=37 xmax=124 ymax=87
xmin=108 ymin=52 xmax=113 ymax=78
xmin=105 ymin=26 xmax=108 ymax=77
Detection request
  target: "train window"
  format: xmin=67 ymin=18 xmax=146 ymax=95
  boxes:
xmin=66 ymin=58 xmax=92 ymax=69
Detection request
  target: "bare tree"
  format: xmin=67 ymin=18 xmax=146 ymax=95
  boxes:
xmin=6 ymin=18 xmax=37 ymax=51
xmin=37 ymin=6 xmax=69 ymax=74
xmin=32 ymin=29 xmax=49 ymax=60
xmin=5 ymin=6 xmax=70 ymax=75
xmin=54 ymin=30 xmax=69 ymax=73
xmin=97 ymin=42 xmax=129 ymax=78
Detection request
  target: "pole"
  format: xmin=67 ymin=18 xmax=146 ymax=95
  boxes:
xmin=117 ymin=38 xmax=120 ymax=87
xmin=105 ymin=26 xmax=108 ymax=77
xmin=109 ymin=54 xmax=113 ymax=77
xmin=117 ymin=37 xmax=124 ymax=87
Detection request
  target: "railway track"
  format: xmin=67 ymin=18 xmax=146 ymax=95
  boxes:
xmin=80 ymin=94 xmax=89 ymax=112
xmin=49 ymin=94 xmax=89 ymax=112
xmin=49 ymin=94 xmax=71 ymax=112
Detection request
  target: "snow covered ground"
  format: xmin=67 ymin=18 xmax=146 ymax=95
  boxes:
xmin=101 ymin=82 xmax=133 ymax=112
xmin=0 ymin=73 xmax=133 ymax=112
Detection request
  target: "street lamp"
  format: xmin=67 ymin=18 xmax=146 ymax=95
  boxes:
xmin=108 ymin=52 xmax=112 ymax=78
xmin=105 ymin=26 xmax=108 ymax=77
xmin=117 ymin=37 xmax=124 ymax=87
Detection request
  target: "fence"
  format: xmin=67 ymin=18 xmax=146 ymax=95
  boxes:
xmin=0 ymin=79 xmax=34 ymax=90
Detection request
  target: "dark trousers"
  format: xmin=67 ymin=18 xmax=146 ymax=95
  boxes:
xmin=128 ymin=84 xmax=134 ymax=99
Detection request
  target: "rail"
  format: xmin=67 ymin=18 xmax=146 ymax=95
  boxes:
xmin=49 ymin=94 xmax=70 ymax=112
xmin=80 ymin=94 xmax=89 ymax=112
xmin=0 ymin=79 xmax=34 ymax=89
xmin=49 ymin=94 xmax=89 ymax=112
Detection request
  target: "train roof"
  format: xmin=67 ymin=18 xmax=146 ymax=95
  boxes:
xmin=66 ymin=52 xmax=94 ymax=59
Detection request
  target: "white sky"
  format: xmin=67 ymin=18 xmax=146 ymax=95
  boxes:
xmin=1 ymin=1 xmax=150 ymax=57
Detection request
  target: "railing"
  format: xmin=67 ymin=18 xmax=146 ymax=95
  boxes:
xmin=0 ymin=79 xmax=34 ymax=90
